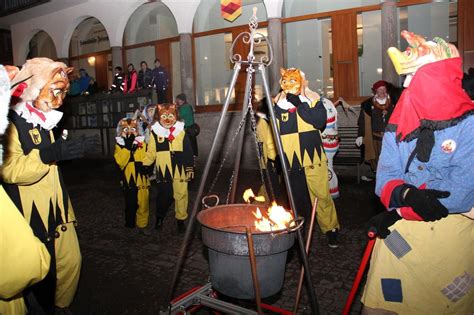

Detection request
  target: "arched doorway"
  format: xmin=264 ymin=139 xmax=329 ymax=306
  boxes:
xmin=124 ymin=2 xmax=179 ymax=102
xmin=28 ymin=30 xmax=57 ymax=60
xmin=69 ymin=17 xmax=111 ymax=91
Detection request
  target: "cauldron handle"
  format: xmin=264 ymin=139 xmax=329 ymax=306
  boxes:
xmin=201 ymin=194 xmax=220 ymax=208
xmin=272 ymin=217 xmax=305 ymax=236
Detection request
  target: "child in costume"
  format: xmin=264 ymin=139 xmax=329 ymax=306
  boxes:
xmin=114 ymin=118 xmax=150 ymax=232
xmin=1 ymin=57 xmax=83 ymax=313
xmin=273 ymin=68 xmax=340 ymax=248
xmin=0 ymin=64 xmax=51 ymax=315
xmin=143 ymin=103 xmax=194 ymax=233
xmin=362 ymin=31 xmax=474 ymax=314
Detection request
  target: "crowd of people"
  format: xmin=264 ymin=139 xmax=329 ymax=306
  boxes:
xmin=1 ymin=28 xmax=473 ymax=315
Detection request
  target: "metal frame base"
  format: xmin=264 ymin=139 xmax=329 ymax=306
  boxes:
xmin=162 ymin=283 xmax=293 ymax=315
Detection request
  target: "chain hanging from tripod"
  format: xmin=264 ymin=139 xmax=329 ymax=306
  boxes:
xmin=205 ymin=7 xmax=276 ymax=205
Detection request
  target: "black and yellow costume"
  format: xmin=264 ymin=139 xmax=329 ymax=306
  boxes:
xmin=1 ymin=110 xmax=81 ymax=312
xmin=0 ymin=186 xmax=51 ymax=314
xmin=143 ymin=122 xmax=193 ymax=225
xmin=274 ymin=94 xmax=339 ymax=233
xmin=114 ymin=138 xmax=150 ymax=228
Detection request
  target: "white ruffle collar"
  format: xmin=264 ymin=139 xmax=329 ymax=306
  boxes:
xmin=151 ymin=121 xmax=184 ymax=139
xmin=13 ymin=102 xmax=63 ymax=131
xmin=276 ymin=95 xmax=311 ymax=110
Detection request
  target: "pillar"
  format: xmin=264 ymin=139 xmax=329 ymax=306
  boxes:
xmin=179 ymin=33 xmax=195 ymax=106
xmin=111 ymin=46 xmax=123 ymax=70
xmin=267 ymin=18 xmax=284 ymax=96
xmin=381 ymin=0 xmax=399 ymax=86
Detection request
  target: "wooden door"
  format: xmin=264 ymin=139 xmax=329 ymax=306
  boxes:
xmin=458 ymin=0 xmax=474 ymax=71
xmin=94 ymin=54 xmax=108 ymax=90
xmin=155 ymin=41 xmax=172 ymax=102
xmin=331 ymin=12 xmax=359 ymax=100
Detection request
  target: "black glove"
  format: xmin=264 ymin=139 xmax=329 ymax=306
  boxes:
xmin=40 ymin=138 xmax=84 ymax=164
xmin=123 ymin=135 xmax=135 ymax=150
xmin=286 ymin=93 xmax=303 ymax=107
xmin=367 ymin=211 xmax=401 ymax=239
xmin=401 ymin=185 xmax=450 ymax=221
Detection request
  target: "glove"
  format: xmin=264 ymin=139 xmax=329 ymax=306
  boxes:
xmin=401 ymin=185 xmax=450 ymax=221
xmin=286 ymin=93 xmax=303 ymax=107
xmin=186 ymin=167 xmax=194 ymax=181
xmin=39 ymin=138 xmax=84 ymax=164
xmin=355 ymin=136 xmax=363 ymax=147
xmin=123 ymin=135 xmax=135 ymax=150
xmin=367 ymin=211 xmax=401 ymax=239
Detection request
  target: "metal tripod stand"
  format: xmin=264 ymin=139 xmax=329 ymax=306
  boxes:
xmin=166 ymin=8 xmax=320 ymax=314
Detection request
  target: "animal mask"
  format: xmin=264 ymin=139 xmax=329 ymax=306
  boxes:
xmin=118 ymin=118 xmax=138 ymax=138
xmin=388 ymin=30 xmax=459 ymax=75
xmin=280 ymin=68 xmax=304 ymax=95
xmin=10 ymin=57 xmax=73 ymax=112
xmin=155 ymin=104 xmax=178 ymax=129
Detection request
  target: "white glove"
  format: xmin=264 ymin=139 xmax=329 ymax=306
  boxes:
xmin=355 ymin=136 xmax=363 ymax=147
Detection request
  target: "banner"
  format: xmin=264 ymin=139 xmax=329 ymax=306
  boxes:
xmin=221 ymin=0 xmax=242 ymax=22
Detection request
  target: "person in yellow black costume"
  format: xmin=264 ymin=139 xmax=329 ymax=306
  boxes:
xmin=0 ymin=64 xmax=51 ymax=315
xmin=273 ymin=68 xmax=340 ymax=248
xmin=1 ymin=58 xmax=84 ymax=313
xmin=143 ymin=103 xmax=194 ymax=233
xmin=114 ymin=118 xmax=150 ymax=233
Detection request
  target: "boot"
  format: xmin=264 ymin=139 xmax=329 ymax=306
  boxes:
xmin=155 ymin=217 xmax=164 ymax=230
xmin=177 ymin=220 xmax=185 ymax=234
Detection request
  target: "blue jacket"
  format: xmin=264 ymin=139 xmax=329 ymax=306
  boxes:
xmin=152 ymin=66 xmax=168 ymax=90
xmin=376 ymin=115 xmax=474 ymax=214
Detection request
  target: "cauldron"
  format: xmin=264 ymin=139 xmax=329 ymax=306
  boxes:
xmin=197 ymin=204 xmax=297 ymax=299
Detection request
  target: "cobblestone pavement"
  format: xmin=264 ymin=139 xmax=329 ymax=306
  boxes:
xmin=64 ymin=159 xmax=383 ymax=315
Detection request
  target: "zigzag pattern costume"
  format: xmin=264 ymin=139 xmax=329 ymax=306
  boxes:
xmin=2 ymin=103 xmax=81 ymax=312
xmin=114 ymin=135 xmax=150 ymax=228
xmin=274 ymin=94 xmax=339 ymax=233
xmin=143 ymin=121 xmax=193 ymax=223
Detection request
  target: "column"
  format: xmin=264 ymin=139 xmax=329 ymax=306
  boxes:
xmin=179 ymin=33 xmax=195 ymax=106
xmin=267 ymin=18 xmax=284 ymax=95
xmin=381 ymin=0 xmax=399 ymax=86
xmin=111 ymin=46 xmax=123 ymax=70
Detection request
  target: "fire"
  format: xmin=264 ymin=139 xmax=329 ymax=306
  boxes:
xmin=243 ymin=188 xmax=266 ymax=204
xmin=253 ymin=202 xmax=295 ymax=232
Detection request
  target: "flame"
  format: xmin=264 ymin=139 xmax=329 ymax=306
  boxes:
xmin=253 ymin=202 xmax=295 ymax=232
xmin=243 ymin=188 xmax=266 ymax=203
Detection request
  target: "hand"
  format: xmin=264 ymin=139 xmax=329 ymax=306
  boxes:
xmin=39 ymin=138 xmax=84 ymax=164
xmin=402 ymin=185 xmax=450 ymax=221
xmin=123 ymin=136 xmax=135 ymax=150
xmin=186 ymin=167 xmax=194 ymax=181
xmin=367 ymin=211 xmax=401 ymax=239
xmin=286 ymin=93 xmax=303 ymax=107
xmin=355 ymin=136 xmax=363 ymax=147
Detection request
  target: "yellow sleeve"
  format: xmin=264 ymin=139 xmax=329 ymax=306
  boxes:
xmin=113 ymin=144 xmax=131 ymax=170
xmin=142 ymin=133 xmax=156 ymax=166
xmin=134 ymin=143 xmax=147 ymax=162
xmin=1 ymin=124 xmax=51 ymax=185
xmin=257 ymin=120 xmax=277 ymax=162
xmin=0 ymin=187 xmax=50 ymax=299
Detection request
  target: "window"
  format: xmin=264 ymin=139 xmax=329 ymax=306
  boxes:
xmin=28 ymin=31 xmax=57 ymax=60
xmin=358 ymin=10 xmax=383 ymax=96
xmin=284 ymin=18 xmax=333 ymax=98
xmin=69 ymin=18 xmax=109 ymax=57
xmin=283 ymin=0 xmax=379 ymax=18
xmin=194 ymin=33 xmax=234 ymax=105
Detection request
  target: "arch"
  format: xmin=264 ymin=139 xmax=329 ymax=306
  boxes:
xmin=123 ymin=2 xmax=178 ymax=46
xmin=15 ymin=28 xmax=56 ymax=65
xmin=60 ymin=15 xmax=109 ymax=58
xmin=28 ymin=30 xmax=57 ymax=60
xmin=262 ymin=0 xmax=283 ymax=19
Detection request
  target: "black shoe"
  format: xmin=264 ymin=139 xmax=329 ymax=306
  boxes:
xmin=155 ymin=217 xmax=164 ymax=230
xmin=177 ymin=220 xmax=185 ymax=233
xmin=326 ymin=228 xmax=339 ymax=248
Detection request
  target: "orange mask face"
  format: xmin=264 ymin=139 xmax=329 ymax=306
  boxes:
xmin=279 ymin=68 xmax=303 ymax=95
xmin=119 ymin=118 xmax=138 ymax=138
xmin=33 ymin=67 xmax=73 ymax=112
xmin=155 ymin=104 xmax=178 ymax=129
